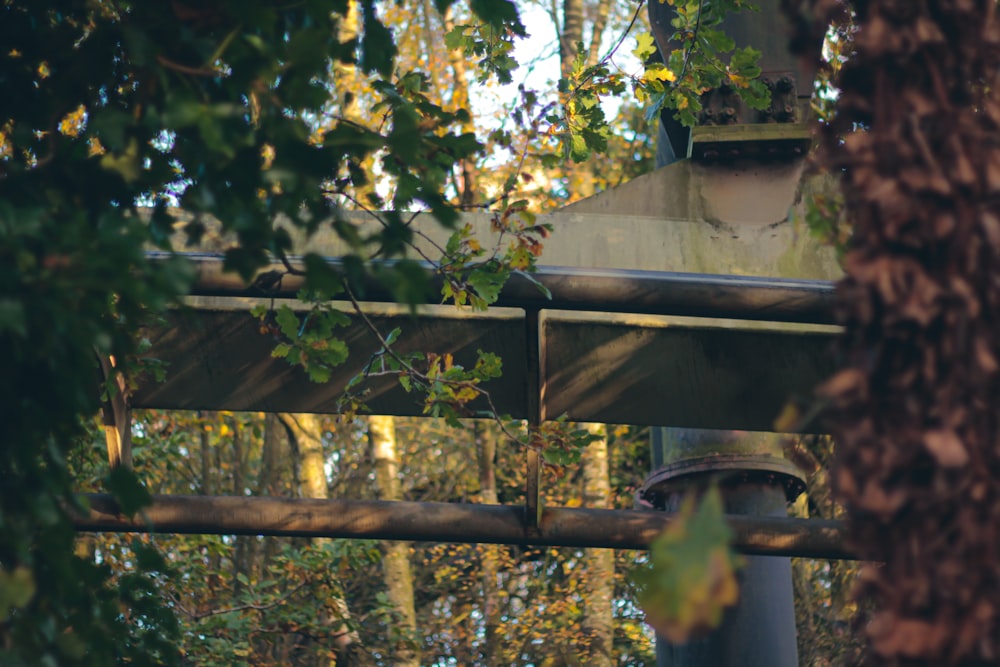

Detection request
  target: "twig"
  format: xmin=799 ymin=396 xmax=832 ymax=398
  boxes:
xmin=174 ymin=580 xmax=311 ymax=620
xmin=339 ymin=278 xmax=525 ymax=445
xmin=156 ymin=55 xmax=219 ymax=78
xmin=675 ymin=0 xmax=707 ymax=86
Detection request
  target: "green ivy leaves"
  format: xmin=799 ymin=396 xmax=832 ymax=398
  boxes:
xmin=635 ymin=1 xmax=769 ymax=127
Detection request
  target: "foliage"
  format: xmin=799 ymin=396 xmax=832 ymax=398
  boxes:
xmin=0 ymin=0 xmax=529 ymax=663
xmin=786 ymin=435 xmax=865 ymax=666
xmin=635 ymin=0 xmax=770 ymax=127
xmin=0 ymin=0 xmax=857 ymax=663
xmin=78 ymin=411 xmax=657 ymax=666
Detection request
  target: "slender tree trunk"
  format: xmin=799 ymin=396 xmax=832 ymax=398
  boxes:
xmin=200 ymin=412 xmax=222 ymax=609
xmin=257 ymin=414 xmax=287 ymax=662
xmin=199 ymin=410 xmax=213 ymax=496
xmin=476 ymin=421 xmax=503 ymax=667
xmin=586 ymin=0 xmax=613 ymax=66
xmin=560 ymin=0 xmax=585 ymax=80
xmin=231 ymin=415 xmax=250 ymax=596
xmin=442 ymin=6 xmax=479 ymax=207
xmin=259 ymin=413 xmax=283 ymax=496
xmin=334 ymin=1 xmax=361 ymax=122
xmin=281 ymin=413 xmax=368 ymax=667
xmin=369 ymin=415 xmax=419 ymax=667
xmin=580 ymin=423 xmax=614 ymax=666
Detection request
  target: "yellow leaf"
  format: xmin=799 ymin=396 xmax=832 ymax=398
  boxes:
xmin=58 ymin=105 xmax=87 ymax=138
xmin=643 ymin=64 xmax=677 ymax=84
xmin=99 ymin=138 xmax=141 ymax=182
xmin=87 ymin=137 xmax=106 ymax=157
xmin=728 ymin=73 xmax=750 ymax=89
xmin=773 ymin=402 xmax=800 ymax=432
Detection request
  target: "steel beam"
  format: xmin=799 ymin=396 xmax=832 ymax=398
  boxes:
xmin=160 ymin=252 xmax=837 ymax=325
xmin=73 ymin=494 xmax=853 ymax=560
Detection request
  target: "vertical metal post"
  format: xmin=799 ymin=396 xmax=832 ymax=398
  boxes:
xmin=524 ymin=308 xmax=545 ymax=531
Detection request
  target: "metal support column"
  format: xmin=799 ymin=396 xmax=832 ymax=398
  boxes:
xmin=643 ymin=429 xmax=802 ymax=667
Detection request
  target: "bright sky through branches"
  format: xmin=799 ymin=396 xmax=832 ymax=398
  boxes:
xmin=468 ymin=4 xmax=644 ymax=135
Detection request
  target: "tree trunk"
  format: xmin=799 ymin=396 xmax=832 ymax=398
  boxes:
xmin=369 ymin=415 xmax=419 ymax=667
xmin=259 ymin=413 xmax=284 ymax=496
xmin=199 ymin=411 xmax=213 ymax=496
xmin=281 ymin=413 xmax=367 ymax=667
xmin=580 ymin=423 xmax=614 ymax=666
xmin=442 ymin=5 xmax=479 ymax=207
xmin=787 ymin=1 xmax=1000 ymax=663
xmin=476 ymin=421 xmax=503 ymax=667
xmin=560 ymin=0 xmax=585 ymax=80
xmin=334 ymin=1 xmax=361 ymax=122
xmin=231 ymin=415 xmax=250 ymax=597
xmin=585 ymin=0 xmax=613 ymax=67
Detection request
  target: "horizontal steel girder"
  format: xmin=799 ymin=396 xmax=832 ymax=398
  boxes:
xmin=171 ymin=252 xmax=837 ymax=325
xmin=74 ymin=494 xmax=853 ymax=560
xmin=133 ymin=253 xmax=838 ymax=431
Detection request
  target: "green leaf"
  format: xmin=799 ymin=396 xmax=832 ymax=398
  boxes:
xmin=632 ymin=486 xmax=742 ymax=644
xmin=568 ymin=132 xmax=589 ymax=162
xmin=0 ymin=567 xmax=36 ymax=621
xmin=730 ymin=46 xmax=762 ymax=74
xmin=307 ymin=365 xmax=332 ymax=383
xmin=467 ymin=266 xmax=507 ymax=308
xmin=515 ymin=270 xmax=551 ymax=300
xmin=361 ymin=2 xmax=397 ymax=76
xmin=0 ymin=299 xmax=26 ymax=336
xmin=444 ymin=25 xmax=470 ymax=51
xmin=702 ymin=28 xmax=736 ymax=54
xmin=275 ymin=306 xmax=300 ymax=339
xmin=633 ymin=32 xmax=659 ymax=62
xmin=468 ymin=0 xmax=523 ymax=31
xmin=303 ymin=254 xmax=343 ymax=299
xmin=103 ymin=467 xmax=153 ymax=517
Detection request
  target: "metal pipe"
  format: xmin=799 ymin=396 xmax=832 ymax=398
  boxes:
xmin=73 ymin=494 xmax=853 ymax=559
xmin=151 ymin=252 xmax=837 ymax=325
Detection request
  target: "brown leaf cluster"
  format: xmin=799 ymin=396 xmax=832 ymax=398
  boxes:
xmin=788 ymin=0 xmax=1000 ymax=664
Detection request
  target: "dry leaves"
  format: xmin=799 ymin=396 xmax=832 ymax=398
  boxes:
xmin=786 ymin=0 xmax=1000 ymax=664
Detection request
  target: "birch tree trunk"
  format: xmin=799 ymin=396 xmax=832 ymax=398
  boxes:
xmin=281 ymin=413 xmax=368 ymax=667
xmin=476 ymin=421 xmax=504 ymax=666
xmin=333 ymin=1 xmax=360 ymax=122
xmin=559 ymin=0 xmax=585 ymax=79
xmin=369 ymin=415 xmax=419 ymax=667
xmin=442 ymin=5 xmax=479 ymax=207
xmin=580 ymin=423 xmax=614 ymax=666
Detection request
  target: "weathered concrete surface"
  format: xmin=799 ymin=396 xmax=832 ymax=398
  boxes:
xmin=167 ymin=161 xmax=840 ymax=280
